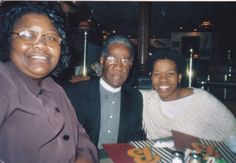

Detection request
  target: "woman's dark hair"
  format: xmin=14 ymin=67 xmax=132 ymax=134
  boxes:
xmin=0 ymin=3 xmax=70 ymax=76
xmin=148 ymin=49 xmax=186 ymax=74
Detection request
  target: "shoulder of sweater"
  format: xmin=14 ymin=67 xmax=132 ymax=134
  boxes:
xmin=192 ymin=87 xmax=217 ymax=99
xmin=140 ymin=89 xmax=153 ymax=94
xmin=191 ymin=87 xmax=230 ymax=111
xmin=192 ymin=87 xmax=207 ymax=94
xmin=140 ymin=89 xmax=156 ymax=98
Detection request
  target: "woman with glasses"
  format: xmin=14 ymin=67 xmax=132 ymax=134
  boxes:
xmin=0 ymin=3 xmax=98 ymax=163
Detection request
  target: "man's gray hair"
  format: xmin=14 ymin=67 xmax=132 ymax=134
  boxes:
xmin=101 ymin=35 xmax=134 ymax=61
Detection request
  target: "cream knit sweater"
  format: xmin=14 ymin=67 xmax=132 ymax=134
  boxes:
xmin=142 ymin=88 xmax=236 ymax=141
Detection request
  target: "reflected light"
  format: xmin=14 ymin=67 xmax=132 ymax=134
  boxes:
xmin=200 ymin=20 xmax=213 ymax=28
xmin=186 ymin=67 xmax=194 ymax=85
xmin=82 ymin=67 xmax=87 ymax=77
xmin=193 ymin=53 xmax=199 ymax=59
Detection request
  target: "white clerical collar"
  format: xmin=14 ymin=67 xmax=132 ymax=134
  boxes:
xmin=100 ymin=77 xmax=121 ymax=93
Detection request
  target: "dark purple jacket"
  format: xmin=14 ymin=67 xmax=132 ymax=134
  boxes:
xmin=0 ymin=62 xmax=98 ymax=163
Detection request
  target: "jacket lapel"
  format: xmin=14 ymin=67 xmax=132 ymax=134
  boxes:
xmin=84 ymin=80 xmax=101 ymax=145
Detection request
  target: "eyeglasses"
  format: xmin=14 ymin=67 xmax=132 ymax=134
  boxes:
xmin=12 ymin=29 xmax=62 ymax=47
xmin=105 ymin=55 xmax=132 ymax=67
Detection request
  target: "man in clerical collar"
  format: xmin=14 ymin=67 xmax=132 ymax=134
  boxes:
xmin=64 ymin=35 xmax=145 ymax=159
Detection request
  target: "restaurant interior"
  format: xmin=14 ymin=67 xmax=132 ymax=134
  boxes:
xmin=0 ymin=1 xmax=236 ymax=116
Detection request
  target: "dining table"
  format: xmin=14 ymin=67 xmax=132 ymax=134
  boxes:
xmin=101 ymin=130 xmax=236 ymax=163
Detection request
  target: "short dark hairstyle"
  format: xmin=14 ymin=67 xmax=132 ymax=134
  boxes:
xmin=101 ymin=35 xmax=134 ymax=61
xmin=148 ymin=49 xmax=186 ymax=74
xmin=0 ymin=3 xmax=70 ymax=76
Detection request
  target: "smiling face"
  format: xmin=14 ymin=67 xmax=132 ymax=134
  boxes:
xmin=10 ymin=13 xmax=61 ymax=79
xmin=151 ymin=59 xmax=182 ymax=101
xmin=100 ymin=43 xmax=132 ymax=88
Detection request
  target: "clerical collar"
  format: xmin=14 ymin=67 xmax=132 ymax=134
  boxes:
xmin=100 ymin=77 xmax=121 ymax=93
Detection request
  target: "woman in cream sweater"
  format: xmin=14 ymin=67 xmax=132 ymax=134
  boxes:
xmin=142 ymin=49 xmax=236 ymax=142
